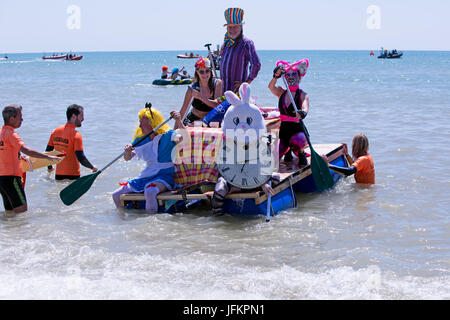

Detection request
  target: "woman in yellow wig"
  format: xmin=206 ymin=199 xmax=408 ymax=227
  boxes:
xmin=112 ymin=104 xmax=185 ymax=213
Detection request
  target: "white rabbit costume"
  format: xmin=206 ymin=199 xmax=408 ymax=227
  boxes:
xmin=211 ymin=83 xmax=280 ymax=215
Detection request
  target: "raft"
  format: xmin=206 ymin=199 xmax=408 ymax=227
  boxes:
xmin=119 ymin=122 xmax=350 ymax=218
xmin=152 ymin=79 xmax=194 ymax=86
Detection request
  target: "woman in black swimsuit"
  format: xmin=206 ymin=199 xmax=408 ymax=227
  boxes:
xmin=179 ymin=58 xmax=223 ymax=126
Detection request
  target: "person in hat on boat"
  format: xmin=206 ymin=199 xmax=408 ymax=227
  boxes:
xmin=180 ymin=70 xmax=191 ymax=80
xmin=269 ymin=59 xmax=310 ymax=165
xmin=0 ymin=104 xmax=60 ymax=213
xmin=171 ymin=66 xmax=186 ymax=80
xmin=322 ymin=134 xmax=375 ymax=184
xmin=201 ymin=8 xmax=261 ymax=127
xmin=220 ymin=8 xmax=261 ymax=93
xmin=112 ymin=106 xmax=186 ymax=213
xmin=161 ymin=66 xmax=170 ymax=79
xmin=46 ymin=104 xmax=98 ymax=180
xmin=179 ymin=57 xmax=223 ymax=126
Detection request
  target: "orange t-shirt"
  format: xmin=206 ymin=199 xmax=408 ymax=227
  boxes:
xmin=0 ymin=125 xmax=25 ymax=177
xmin=352 ymin=154 xmax=375 ymax=184
xmin=47 ymin=123 xmax=83 ymax=176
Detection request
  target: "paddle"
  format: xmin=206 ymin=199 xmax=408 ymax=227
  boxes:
xmin=59 ymin=116 xmax=173 ymax=206
xmin=204 ymin=43 xmax=218 ymax=78
xmin=280 ymin=76 xmax=334 ymax=191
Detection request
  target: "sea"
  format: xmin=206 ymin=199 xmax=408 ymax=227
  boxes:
xmin=0 ymin=50 xmax=449 ymax=300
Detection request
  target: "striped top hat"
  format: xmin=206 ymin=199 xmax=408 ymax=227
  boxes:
xmin=224 ymin=8 xmax=245 ymax=26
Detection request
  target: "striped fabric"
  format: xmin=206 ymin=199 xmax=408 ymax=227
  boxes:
xmin=224 ymin=8 xmax=244 ymax=25
xmin=174 ymin=128 xmax=223 ymax=186
xmin=220 ymin=36 xmax=261 ymax=93
xmin=223 ymin=32 xmax=235 ymax=48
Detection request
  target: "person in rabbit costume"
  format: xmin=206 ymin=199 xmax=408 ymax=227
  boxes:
xmin=268 ymin=59 xmax=310 ymax=165
xmin=211 ymin=83 xmax=280 ymax=215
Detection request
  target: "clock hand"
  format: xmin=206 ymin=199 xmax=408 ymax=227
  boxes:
xmin=240 ymin=164 xmax=246 ymax=172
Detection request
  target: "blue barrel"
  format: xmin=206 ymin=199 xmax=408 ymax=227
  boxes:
xmin=202 ymin=100 xmax=231 ymax=126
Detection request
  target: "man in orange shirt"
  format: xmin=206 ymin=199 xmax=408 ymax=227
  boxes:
xmin=46 ymin=104 xmax=97 ymax=180
xmin=0 ymin=105 xmax=60 ymax=213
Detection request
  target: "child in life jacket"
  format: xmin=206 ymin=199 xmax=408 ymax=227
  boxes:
xmin=268 ymin=59 xmax=310 ymax=165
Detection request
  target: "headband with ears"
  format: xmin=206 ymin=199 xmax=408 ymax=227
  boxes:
xmin=276 ymin=59 xmax=309 ymax=77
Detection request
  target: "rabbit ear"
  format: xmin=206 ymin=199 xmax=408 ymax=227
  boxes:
xmin=224 ymin=90 xmax=242 ymax=106
xmin=298 ymin=59 xmax=309 ymax=77
xmin=239 ymin=82 xmax=251 ymax=104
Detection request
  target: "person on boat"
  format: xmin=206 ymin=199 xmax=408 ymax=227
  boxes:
xmin=180 ymin=70 xmax=191 ymax=80
xmin=0 ymin=105 xmax=60 ymax=213
xmin=170 ymin=67 xmax=182 ymax=80
xmin=161 ymin=66 xmax=170 ymax=79
xmin=322 ymin=133 xmax=375 ymax=184
xmin=112 ymin=106 xmax=185 ymax=213
xmin=210 ymin=83 xmax=280 ymax=215
xmin=269 ymin=59 xmax=310 ymax=165
xmin=179 ymin=58 xmax=223 ymax=126
xmin=220 ymin=8 xmax=261 ymax=93
xmin=46 ymin=104 xmax=98 ymax=180
xmin=201 ymin=7 xmax=261 ymax=126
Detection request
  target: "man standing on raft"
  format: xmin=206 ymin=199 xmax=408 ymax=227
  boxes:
xmin=202 ymin=8 xmax=261 ymax=126
xmin=46 ymin=104 xmax=97 ymax=180
xmin=220 ymin=7 xmax=261 ymax=93
xmin=0 ymin=104 xmax=60 ymax=213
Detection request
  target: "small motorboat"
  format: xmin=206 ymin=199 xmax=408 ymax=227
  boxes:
xmin=378 ymin=52 xmax=403 ymax=59
xmin=378 ymin=48 xmax=403 ymax=59
xmin=177 ymin=54 xmax=200 ymax=59
xmin=66 ymin=55 xmax=83 ymax=61
xmin=42 ymin=54 xmax=68 ymax=60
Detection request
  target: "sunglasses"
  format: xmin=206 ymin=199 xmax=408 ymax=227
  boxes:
xmin=197 ymin=69 xmax=210 ymax=75
xmin=285 ymin=72 xmax=298 ymax=77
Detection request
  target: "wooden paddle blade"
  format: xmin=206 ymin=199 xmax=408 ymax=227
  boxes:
xmin=59 ymin=171 xmax=101 ymax=206
xmin=309 ymin=147 xmax=335 ymax=191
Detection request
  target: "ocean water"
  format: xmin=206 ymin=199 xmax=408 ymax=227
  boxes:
xmin=0 ymin=50 xmax=449 ymax=299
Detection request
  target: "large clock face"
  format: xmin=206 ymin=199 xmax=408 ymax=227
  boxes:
xmin=217 ymin=162 xmax=271 ymax=189
xmin=216 ymin=139 xmax=274 ymax=189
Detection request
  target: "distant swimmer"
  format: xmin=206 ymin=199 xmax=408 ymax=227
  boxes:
xmin=323 ymin=133 xmax=375 ymax=184
xmin=46 ymin=104 xmax=98 ymax=180
xmin=0 ymin=104 xmax=60 ymax=213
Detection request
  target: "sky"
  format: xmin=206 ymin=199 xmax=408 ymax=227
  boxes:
xmin=1 ymin=0 xmax=449 ymax=53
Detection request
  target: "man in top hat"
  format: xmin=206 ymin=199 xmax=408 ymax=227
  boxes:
xmin=220 ymin=7 xmax=261 ymax=93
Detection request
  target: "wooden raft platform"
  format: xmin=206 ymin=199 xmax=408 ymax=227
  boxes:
xmin=120 ymin=143 xmax=346 ymax=207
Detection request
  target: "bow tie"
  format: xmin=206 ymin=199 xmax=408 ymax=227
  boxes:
xmin=223 ymin=33 xmax=235 ymax=48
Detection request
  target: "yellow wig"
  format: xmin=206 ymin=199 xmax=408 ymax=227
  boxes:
xmin=133 ymin=107 xmax=172 ymax=141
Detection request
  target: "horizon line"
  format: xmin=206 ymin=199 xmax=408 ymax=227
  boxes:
xmin=2 ymin=49 xmax=450 ymax=55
